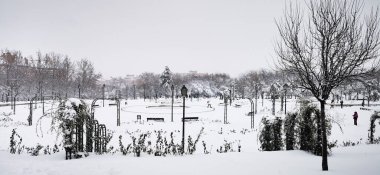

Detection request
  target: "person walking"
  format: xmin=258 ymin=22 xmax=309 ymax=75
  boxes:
xmin=340 ymin=100 xmax=343 ymax=108
xmin=353 ymin=111 xmax=358 ymax=126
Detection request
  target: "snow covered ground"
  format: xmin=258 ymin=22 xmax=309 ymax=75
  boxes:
xmin=0 ymin=97 xmax=380 ymax=175
xmin=0 ymin=144 xmax=379 ymax=175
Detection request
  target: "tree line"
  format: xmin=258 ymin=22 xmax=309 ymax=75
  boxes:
xmin=0 ymin=50 xmax=101 ymax=101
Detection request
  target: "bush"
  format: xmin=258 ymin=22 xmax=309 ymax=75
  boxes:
xmin=9 ymin=128 xmax=22 ymax=154
xmin=297 ymin=104 xmax=331 ymax=156
xmin=284 ymin=112 xmax=297 ymax=150
xmin=30 ymin=144 xmax=44 ymax=156
xmin=259 ymin=117 xmax=283 ymax=151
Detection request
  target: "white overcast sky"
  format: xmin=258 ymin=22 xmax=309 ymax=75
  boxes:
xmin=1 ymin=0 xmax=379 ymax=78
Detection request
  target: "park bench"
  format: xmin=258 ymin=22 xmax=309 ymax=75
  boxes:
xmin=182 ymin=117 xmax=199 ymax=121
xmin=360 ymin=107 xmax=372 ymax=111
xmin=246 ymin=112 xmax=254 ymax=116
xmin=147 ymin=117 xmax=164 ymax=122
xmin=109 ymin=103 xmax=117 ymax=106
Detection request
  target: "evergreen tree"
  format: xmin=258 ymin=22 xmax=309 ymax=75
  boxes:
xmin=272 ymin=117 xmax=283 ymax=151
xmin=284 ymin=112 xmax=297 ymax=150
xmin=299 ymin=105 xmax=315 ymax=151
xmin=259 ymin=118 xmax=273 ymax=151
xmin=160 ymin=66 xmax=172 ymax=97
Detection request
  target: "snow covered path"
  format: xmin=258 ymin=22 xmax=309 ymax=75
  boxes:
xmin=1 ymin=144 xmax=379 ymax=175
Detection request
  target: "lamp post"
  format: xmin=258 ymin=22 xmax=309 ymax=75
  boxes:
xmin=254 ymin=83 xmax=260 ymax=114
xmin=171 ymin=84 xmax=174 ymax=122
xmin=283 ymin=84 xmax=290 ymax=114
xmin=248 ymin=98 xmax=254 ymax=129
xmin=229 ymin=89 xmax=232 ymax=106
xmin=224 ymin=90 xmax=229 ymax=124
xmin=102 ymin=84 xmax=105 ymax=107
xmin=270 ymin=84 xmax=277 ymax=116
xmin=181 ymin=85 xmax=188 ymax=154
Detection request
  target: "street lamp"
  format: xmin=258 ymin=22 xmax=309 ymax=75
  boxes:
xmin=224 ymin=90 xmax=229 ymax=124
xmin=283 ymin=83 xmax=290 ymax=114
xmin=102 ymin=84 xmax=105 ymax=107
xmin=229 ymin=89 xmax=232 ymax=106
xmin=181 ymin=85 xmax=188 ymax=154
xmin=248 ymin=98 xmax=254 ymax=129
xmin=171 ymin=84 xmax=174 ymax=122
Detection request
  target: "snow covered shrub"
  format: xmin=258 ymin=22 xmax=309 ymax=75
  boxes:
xmin=259 ymin=117 xmax=283 ymax=151
xmin=119 ymin=135 xmax=132 ymax=155
xmin=284 ymin=112 xmax=297 ymax=150
xmin=146 ymin=141 xmax=153 ymax=155
xmin=372 ymin=137 xmax=380 ymax=144
xmin=9 ymin=128 xmax=22 ymax=154
xmin=53 ymin=144 xmax=60 ymax=153
xmin=43 ymin=145 xmax=51 ymax=155
xmin=218 ymin=127 xmax=223 ymax=134
xmin=342 ymin=140 xmax=361 ymax=147
xmin=240 ymin=128 xmax=249 ymax=135
xmin=272 ymin=117 xmax=283 ymax=151
xmin=119 ymin=135 xmax=126 ymax=155
xmin=202 ymin=141 xmax=210 ymax=154
xmin=136 ymin=133 xmax=147 ymax=157
xmin=299 ymin=105 xmax=315 ymax=152
xmin=368 ymin=112 xmax=380 ymax=144
xmin=297 ymin=103 xmax=331 ymax=156
xmin=217 ymin=140 xmax=233 ymax=153
xmin=259 ymin=118 xmax=273 ymax=151
xmin=187 ymin=127 xmax=204 ymax=154
xmin=130 ymin=133 xmax=148 ymax=157
xmin=169 ymin=132 xmax=178 ymax=155
xmin=30 ymin=144 xmax=44 ymax=156
xmin=154 ymin=131 xmax=164 ymax=156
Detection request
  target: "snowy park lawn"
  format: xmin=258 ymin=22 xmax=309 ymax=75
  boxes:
xmin=0 ymin=98 xmax=380 ymax=175
xmin=0 ymin=144 xmax=379 ymax=175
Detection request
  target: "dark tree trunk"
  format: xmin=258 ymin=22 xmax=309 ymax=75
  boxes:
xmin=320 ymin=100 xmax=328 ymax=171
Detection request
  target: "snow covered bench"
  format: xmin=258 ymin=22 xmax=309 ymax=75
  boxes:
xmin=246 ymin=112 xmax=254 ymax=116
xmin=182 ymin=117 xmax=199 ymax=121
xmin=147 ymin=117 xmax=164 ymax=122
xmin=360 ymin=107 xmax=372 ymax=111
xmin=234 ymin=104 xmax=242 ymax=108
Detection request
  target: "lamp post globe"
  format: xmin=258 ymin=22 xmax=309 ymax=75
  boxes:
xmin=181 ymin=85 xmax=188 ymax=97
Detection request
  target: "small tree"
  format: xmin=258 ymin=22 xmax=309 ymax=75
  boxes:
xmin=272 ymin=117 xmax=283 ymax=151
xmin=284 ymin=112 xmax=297 ymax=150
xmin=160 ymin=66 xmax=173 ymax=97
xmin=259 ymin=118 xmax=273 ymax=151
xmin=276 ymin=0 xmax=380 ymax=170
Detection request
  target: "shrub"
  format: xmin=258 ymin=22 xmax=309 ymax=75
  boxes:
xmin=9 ymin=128 xmax=22 ymax=154
xmin=284 ymin=112 xmax=297 ymax=150
xmin=259 ymin=117 xmax=283 ymax=151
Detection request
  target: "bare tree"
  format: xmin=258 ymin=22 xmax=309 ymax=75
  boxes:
xmin=276 ymin=0 xmax=380 ymax=171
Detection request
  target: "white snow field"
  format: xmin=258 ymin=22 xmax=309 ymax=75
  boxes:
xmin=0 ymin=97 xmax=380 ymax=175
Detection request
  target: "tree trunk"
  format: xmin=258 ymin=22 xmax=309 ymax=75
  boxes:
xmin=320 ymin=100 xmax=328 ymax=171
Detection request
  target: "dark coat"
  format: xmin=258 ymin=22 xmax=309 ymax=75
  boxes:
xmin=353 ymin=112 xmax=358 ymax=119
